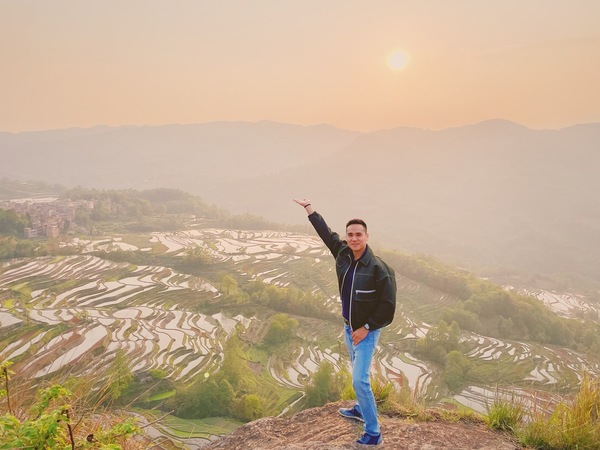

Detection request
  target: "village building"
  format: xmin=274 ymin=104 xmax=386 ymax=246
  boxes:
xmin=1 ymin=197 xmax=95 ymax=238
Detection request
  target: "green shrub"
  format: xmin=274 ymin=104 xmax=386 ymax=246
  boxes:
xmin=0 ymin=360 xmax=140 ymax=449
xmin=306 ymin=362 xmax=350 ymax=407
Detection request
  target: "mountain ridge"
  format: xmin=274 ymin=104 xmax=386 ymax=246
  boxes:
xmin=208 ymin=120 xmax=600 ymax=288
xmin=2 ymin=119 xmax=599 ymax=289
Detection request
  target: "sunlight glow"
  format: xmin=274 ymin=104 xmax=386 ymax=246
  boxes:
xmin=387 ymin=50 xmax=410 ymax=71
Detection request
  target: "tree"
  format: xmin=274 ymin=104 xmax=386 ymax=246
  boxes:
xmin=415 ymin=320 xmax=462 ymax=365
xmin=220 ymin=274 xmax=237 ymax=296
xmin=264 ymin=313 xmax=299 ymax=346
xmin=0 ymin=237 xmax=41 ymax=259
xmin=305 ymin=361 xmax=349 ymax=407
xmin=442 ymin=304 xmax=481 ymax=332
xmin=219 ymin=274 xmax=249 ymax=304
xmin=184 ymin=245 xmax=212 ymax=266
xmin=108 ymin=349 xmax=133 ymax=401
xmin=443 ymin=350 xmax=472 ymax=391
xmin=174 ymin=379 xmax=234 ymax=418
xmin=0 ymin=209 xmax=29 ymax=236
xmin=235 ymin=394 xmax=264 ymax=421
xmin=74 ymin=206 xmax=92 ymax=228
xmin=498 ymin=316 xmax=514 ymax=338
xmin=220 ymin=333 xmax=248 ymax=388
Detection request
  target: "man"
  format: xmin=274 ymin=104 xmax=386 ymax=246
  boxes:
xmin=293 ymin=199 xmax=396 ymax=446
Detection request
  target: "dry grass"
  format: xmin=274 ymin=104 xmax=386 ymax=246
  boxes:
xmin=487 ymin=374 xmax=600 ymax=449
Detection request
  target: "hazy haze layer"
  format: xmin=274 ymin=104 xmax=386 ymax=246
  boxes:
xmin=2 ymin=119 xmax=599 ymax=286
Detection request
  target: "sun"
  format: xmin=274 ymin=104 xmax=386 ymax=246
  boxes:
xmin=387 ymin=50 xmax=410 ymax=71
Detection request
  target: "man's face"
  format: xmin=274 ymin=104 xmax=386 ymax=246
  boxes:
xmin=346 ymin=224 xmax=369 ymax=255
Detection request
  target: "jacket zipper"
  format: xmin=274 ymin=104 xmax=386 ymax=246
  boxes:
xmin=348 ymin=254 xmax=357 ymax=331
xmin=340 ymin=254 xmax=351 ymax=327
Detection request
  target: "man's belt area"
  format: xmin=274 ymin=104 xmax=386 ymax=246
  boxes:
xmin=344 ymin=318 xmax=350 ymax=326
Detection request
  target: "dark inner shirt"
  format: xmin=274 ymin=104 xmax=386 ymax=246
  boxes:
xmin=341 ymin=248 xmax=366 ymax=321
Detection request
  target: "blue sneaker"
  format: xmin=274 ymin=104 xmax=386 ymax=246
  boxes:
xmin=338 ymin=406 xmax=364 ymax=422
xmin=356 ymin=432 xmax=383 ymax=445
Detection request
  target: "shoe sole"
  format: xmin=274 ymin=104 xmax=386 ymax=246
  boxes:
xmin=338 ymin=410 xmax=365 ymax=422
xmin=356 ymin=437 xmax=383 ymax=445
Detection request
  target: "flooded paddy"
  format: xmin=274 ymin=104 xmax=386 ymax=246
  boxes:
xmin=0 ymin=227 xmax=335 ymax=394
xmin=519 ymin=289 xmax=600 ymax=323
xmin=1 ymin=228 xmax=599 ymax=417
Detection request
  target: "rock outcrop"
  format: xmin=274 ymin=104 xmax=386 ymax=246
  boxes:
xmin=206 ymin=401 xmax=521 ymax=449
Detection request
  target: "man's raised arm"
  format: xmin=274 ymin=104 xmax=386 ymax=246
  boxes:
xmin=293 ymin=198 xmax=343 ymax=257
xmin=292 ymin=198 xmax=314 ymax=215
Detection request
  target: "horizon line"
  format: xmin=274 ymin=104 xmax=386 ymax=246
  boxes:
xmin=1 ymin=117 xmax=599 ymax=135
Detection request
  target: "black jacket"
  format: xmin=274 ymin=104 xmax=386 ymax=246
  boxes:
xmin=308 ymin=211 xmax=396 ymax=331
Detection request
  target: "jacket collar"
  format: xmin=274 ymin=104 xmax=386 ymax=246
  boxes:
xmin=343 ymin=244 xmax=374 ymax=266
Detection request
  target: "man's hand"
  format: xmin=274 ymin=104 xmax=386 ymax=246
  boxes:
xmin=293 ymin=198 xmax=310 ymax=207
xmin=352 ymin=326 xmax=369 ymax=345
xmin=293 ymin=198 xmax=314 ymax=215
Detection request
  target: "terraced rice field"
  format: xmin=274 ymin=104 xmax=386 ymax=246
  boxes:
xmin=519 ymin=289 xmax=600 ymax=323
xmin=0 ymin=255 xmax=227 ymax=381
xmin=0 ymin=230 xmax=345 ymax=393
xmin=1 ymin=228 xmax=599 ymax=423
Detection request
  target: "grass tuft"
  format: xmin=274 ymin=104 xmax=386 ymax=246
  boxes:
xmin=486 ymin=391 xmax=525 ymax=433
xmin=486 ymin=374 xmax=600 ymax=449
xmin=527 ymin=373 xmax=600 ymax=449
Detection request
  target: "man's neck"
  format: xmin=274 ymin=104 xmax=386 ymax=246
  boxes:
xmin=353 ymin=247 xmax=366 ymax=261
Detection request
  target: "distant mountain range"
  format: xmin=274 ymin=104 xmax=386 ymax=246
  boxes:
xmin=0 ymin=121 xmax=359 ymax=192
xmin=2 ymin=119 xmax=599 ymax=289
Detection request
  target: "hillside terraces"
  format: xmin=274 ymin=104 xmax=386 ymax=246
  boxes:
xmin=519 ymin=289 xmax=600 ymax=323
xmin=0 ymin=229 xmax=346 ymax=423
xmin=2 ymin=228 xmax=600 ymax=447
xmin=0 ymin=255 xmax=227 ymax=382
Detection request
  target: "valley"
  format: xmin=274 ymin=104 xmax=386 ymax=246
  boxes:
xmin=1 ymin=226 xmax=599 ymax=447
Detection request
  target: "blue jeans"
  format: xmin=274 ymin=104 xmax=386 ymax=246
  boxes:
xmin=344 ymin=324 xmax=381 ymax=435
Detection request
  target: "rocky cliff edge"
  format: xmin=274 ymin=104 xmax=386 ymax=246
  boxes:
xmin=205 ymin=401 xmax=522 ymax=450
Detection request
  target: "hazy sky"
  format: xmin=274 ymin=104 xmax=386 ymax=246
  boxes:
xmin=2 ymin=1 xmax=599 ymax=132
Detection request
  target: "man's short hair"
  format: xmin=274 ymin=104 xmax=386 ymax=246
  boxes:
xmin=346 ymin=218 xmax=367 ymax=232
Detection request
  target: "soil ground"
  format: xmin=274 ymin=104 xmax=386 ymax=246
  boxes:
xmin=206 ymin=401 xmax=523 ymax=450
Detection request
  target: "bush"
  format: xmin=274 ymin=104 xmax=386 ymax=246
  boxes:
xmin=0 ymin=361 xmax=140 ymax=449
xmin=233 ymin=394 xmax=264 ymax=422
xmin=306 ymin=362 xmax=350 ymax=407
xmin=443 ymin=351 xmax=472 ymax=391
xmin=173 ymin=379 xmax=235 ymax=419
